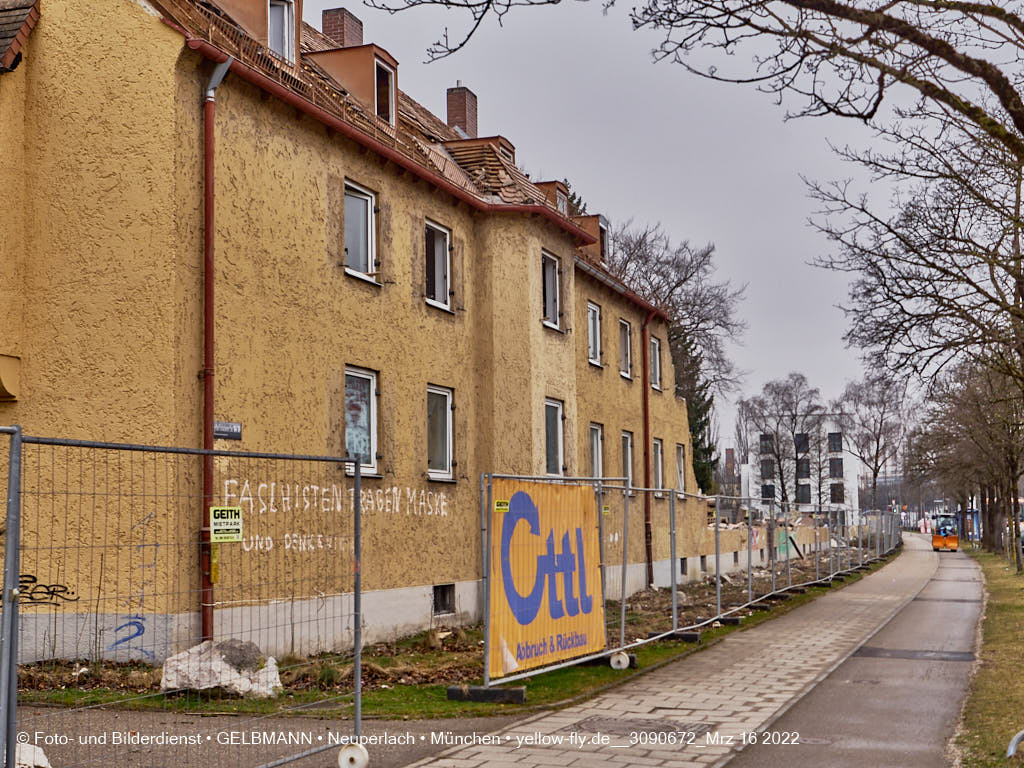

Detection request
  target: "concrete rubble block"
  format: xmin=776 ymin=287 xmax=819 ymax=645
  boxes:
xmin=160 ymin=639 xmax=282 ymax=698
xmin=17 ymin=743 xmax=51 ymax=768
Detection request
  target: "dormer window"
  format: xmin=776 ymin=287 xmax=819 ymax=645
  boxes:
xmin=268 ymin=0 xmax=294 ymax=62
xmin=599 ymin=222 xmax=609 ymax=266
xmin=375 ymin=59 xmax=395 ymax=126
xmin=556 ymin=189 xmax=568 ymax=215
xmin=498 ymin=145 xmax=515 ymax=164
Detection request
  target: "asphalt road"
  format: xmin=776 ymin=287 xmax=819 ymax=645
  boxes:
xmin=724 ymin=533 xmax=981 ymax=768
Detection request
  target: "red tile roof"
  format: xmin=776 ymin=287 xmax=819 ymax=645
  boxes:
xmin=0 ymin=0 xmax=39 ymax=71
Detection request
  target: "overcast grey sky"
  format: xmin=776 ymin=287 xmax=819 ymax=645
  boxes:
xmin=303 ymin=0 xmax=879 ymax=445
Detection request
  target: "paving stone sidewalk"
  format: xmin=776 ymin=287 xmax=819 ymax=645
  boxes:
xmin=406 ymin=534 xmax=933 ymax=768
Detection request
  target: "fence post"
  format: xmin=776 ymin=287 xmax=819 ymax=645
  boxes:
xmin=714 ymin=501 xmax=721 ymax=618
xmin=747 ymin=505 xmax=753 ymax=604
xmin=0 ymin=427 xmax=21 ymax=768
xmin=597 ymin=482 xmax=609 ymax=645
xmin=785 ymin=503 xmax=791 ymax=588
xmin=829 ymin=510 xmax=835 ymax=576
xmin=670 ymin=492 xmax=678 ymax=632
xmin=352 ymin=460 xmax=362 ymax=738
xmin=859 ymin=511 xmax=864 ymax=566
xmin=814 ymin=512 xmax=820 ymax=582
xmin=482 ymin=475 xmax=492 ymax=688
xmin=620 ymin=489 xmax=630 ymax=650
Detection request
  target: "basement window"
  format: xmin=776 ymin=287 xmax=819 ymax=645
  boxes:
xmin=433 ymin=583 xmax=455 ymax=615
xmin=375 ymin=59 xmax=395 ymax=126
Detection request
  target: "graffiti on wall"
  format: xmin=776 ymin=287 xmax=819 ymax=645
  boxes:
xmin=223 ymin=479 xmax=451 ymax=519
xmin=18 ymin=575 xmax=79 ymax=606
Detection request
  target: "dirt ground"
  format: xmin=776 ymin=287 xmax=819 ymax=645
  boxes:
xmin=15 ymin=546 xmax=875 ymax=767
xmin=19 ymin=548 xmax=867 ymax=697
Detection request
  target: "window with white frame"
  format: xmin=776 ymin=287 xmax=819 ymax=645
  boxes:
xmin=653 ymin=438 xmax=664 ymax=489
xmin=344 ymin=181 xmax=376 ymax=279
xmin=268 ymin=0 xmax=294 ymax=61
xmin=545 ymin=399 xmax=564 ymax=475
xmin=599 ymin=220 xmax=609 ymax=266
xmin=676 ymin=444 xmax=686 ymax=493
xmin=374 ymin=59 xmax=395 ymax=126
xmin=556 ymin=189 xmax=568 ymax=215
xmin=425 ymin=221 xmax=450 ymax=309
xmin=650 ymin=336 xmax=662 ymax=389
xmin=427 ymin=386 xmax=453 ymax=480
xmin=621 ymin=431 xmax=633 ymax=489
xmin=541 ymin=252 xmax=560 ymax=328
xmin=344 ymin=367 xmax=377 ymax=474
xmin=589 ymin=423 xmax=603 ymax=478
xmin=587 ymin=302 xmax=601 ymax=364
xmin=619 ymin=320 xmax=631 ymax=377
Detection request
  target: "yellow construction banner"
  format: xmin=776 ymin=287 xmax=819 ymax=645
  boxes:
xmin=488 ymin=479 xmax=605 ymax=679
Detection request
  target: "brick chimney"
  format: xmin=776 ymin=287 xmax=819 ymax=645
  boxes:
xmin=322 ymin=8 xmax=363 ymax=48
xmin=446 ymin=82 xmax=477 ymax=139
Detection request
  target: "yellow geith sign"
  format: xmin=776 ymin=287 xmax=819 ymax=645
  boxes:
xmin=488 ymin=479 xmax=605 ymax=679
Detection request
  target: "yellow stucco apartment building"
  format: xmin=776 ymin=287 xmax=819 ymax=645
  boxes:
xmin=0 ymin=0 xmax=718 ymax=655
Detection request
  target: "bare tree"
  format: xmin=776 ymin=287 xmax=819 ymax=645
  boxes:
xmin=908 ymin=362 xmax=1024 ymax=564
xmin=810 ymin=109 xmax=1024 ymax=385
xmin=835 ymin=374 xmax=906 ymax=511
xmin=608 ymin=221 xmax=746 ymax=394
xmin=376 ymin=0 xmax=1024 ymax=168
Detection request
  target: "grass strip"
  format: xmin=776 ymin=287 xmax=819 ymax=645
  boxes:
xmin=956 ymin=548 xmax=1024 ymax=767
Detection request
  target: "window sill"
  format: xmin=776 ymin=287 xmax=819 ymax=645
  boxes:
xmin=542 ymin=320 xmax=563 ymax=333
xmin=427 ymin=476 xmax=457 ymax=484
xmin=588 ymin=359 xmax=603 ymax=369
xmin=620 ymin=372 xmax=632 ymax=381
xmin=426 ymin=299 xmax=455 ymax=314
xmin=345 ymin=471 xmax=384 ymax=479
xmin=344 ymin=268 xmax=382 ymax=287
xmin=652 ymin=385 xmax=663 ymax=392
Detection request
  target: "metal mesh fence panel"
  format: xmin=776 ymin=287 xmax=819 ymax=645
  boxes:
xmin=481 ymin=475 xmax=902 ymax=688
xmin=7 ymin=436 xmax=361 ymax=768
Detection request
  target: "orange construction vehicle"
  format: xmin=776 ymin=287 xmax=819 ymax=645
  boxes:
xmin=932 ymin=515 xmax=959 ymax=552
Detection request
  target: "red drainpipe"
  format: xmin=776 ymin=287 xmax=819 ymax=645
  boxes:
xmin=641 ymin=310 xmax=656 ymax=586
xmin=200 ymin=57 xmax=233 ymax=643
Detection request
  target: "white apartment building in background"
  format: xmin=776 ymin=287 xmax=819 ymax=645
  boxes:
xmin=739 ymin=419 xmax=861 ymax=520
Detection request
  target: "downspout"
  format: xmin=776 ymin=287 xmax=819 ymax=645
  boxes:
xmin=200 ymin=56 xmax=233 ymax=643
xmin=641 ymin=310 xmax=656 ymax=587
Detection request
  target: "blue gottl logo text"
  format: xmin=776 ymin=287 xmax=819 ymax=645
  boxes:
xmin=500 ymin=491 xmax=594 ymax=625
